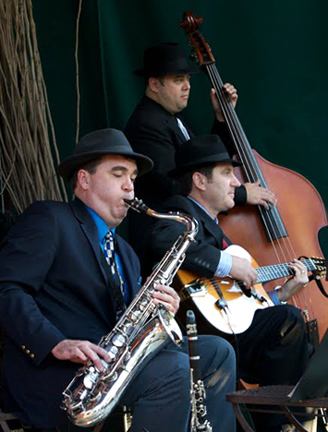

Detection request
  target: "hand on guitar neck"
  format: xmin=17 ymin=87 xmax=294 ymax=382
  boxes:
xmin=229 ymin=249 xmax=308 ymax=297
xmin=275 ymin=259 xmax=309 ymax=302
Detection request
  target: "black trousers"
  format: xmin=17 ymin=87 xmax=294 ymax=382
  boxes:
xmin=235 ymin=304 xmax=313 ymax=431
xmin=235 ymin=304 xmax=311 ymax=386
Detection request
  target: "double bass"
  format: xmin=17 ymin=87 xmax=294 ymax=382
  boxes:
xmin=180 ymin=11 xmax=328 ymax=342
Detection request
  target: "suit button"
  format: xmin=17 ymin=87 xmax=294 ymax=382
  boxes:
xmin=30 ymin=353 xmax=35 ymax=359
xmin=21 ymin=345 xmax=26 ymax=350
xmin=26 ymin=349 xmax=30 ymax=354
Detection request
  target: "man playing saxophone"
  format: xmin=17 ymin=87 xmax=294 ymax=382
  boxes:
xmin=0 ymin=128 xmax=236 ymax=432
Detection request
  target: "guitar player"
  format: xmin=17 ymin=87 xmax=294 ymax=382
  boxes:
xmin=146 ymin=134 xmax=314 ymax=432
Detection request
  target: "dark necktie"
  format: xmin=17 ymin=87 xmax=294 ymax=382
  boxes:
xmin=222 ymin=238 xmax=229 ymax=250
xmin=214 ymin=216 xmax=229 ymax=250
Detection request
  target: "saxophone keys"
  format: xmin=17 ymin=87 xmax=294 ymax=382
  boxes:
xmin=130 ymin=310 xmax=142 ymax=321
xmin=122 ymin=322 xmax=133 ymax=334
xmin=139 ymin=297 xmax=148 ymax=309
xmin=83 ymin=369 xmax=98 ymax=389
xmin=103 ymin=370 xmax=118 ymax=382
xmin=111 ymin=334 xmax=126 ymax=347
xmin=106 ymin=344 xmax=119 ymax=360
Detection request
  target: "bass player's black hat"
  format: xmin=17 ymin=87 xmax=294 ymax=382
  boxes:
xmin=134 ymin=42 xmax=198 ymax=78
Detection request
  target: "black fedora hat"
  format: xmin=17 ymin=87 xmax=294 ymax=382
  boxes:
xmin=134 ymin=42 xmax=199 ymax=77
xmin=169 ymin=134 xmax=242 ymax=178
xmin=58 ymin=128 xmax=153 ymax=180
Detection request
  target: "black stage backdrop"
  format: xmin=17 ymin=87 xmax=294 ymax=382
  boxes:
xmin=32 ymin=0 xmax=328 ymax=253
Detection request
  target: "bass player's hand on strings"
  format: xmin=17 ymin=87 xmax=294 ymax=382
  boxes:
xmin=210 ymin=83 xmax=238 ymax=122
xmin=244 ymin=180 xmax=277 ymax=209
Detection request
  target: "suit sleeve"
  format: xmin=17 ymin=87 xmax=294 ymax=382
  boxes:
xmin=0 ymin=202 xmax=66 ymax=366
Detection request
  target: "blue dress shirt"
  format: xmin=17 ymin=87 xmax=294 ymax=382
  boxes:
xmin=86 ymin=206 xmax=131 ymax=305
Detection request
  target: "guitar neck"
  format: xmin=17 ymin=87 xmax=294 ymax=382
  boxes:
xmin=256 ymin=259 xmax=316 ymax=284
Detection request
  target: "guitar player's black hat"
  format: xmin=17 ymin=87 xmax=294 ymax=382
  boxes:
xmin=134 ymin=42 xmax=199 ymax=78
xmin=169 ymin=134 xmax=242 ymax=178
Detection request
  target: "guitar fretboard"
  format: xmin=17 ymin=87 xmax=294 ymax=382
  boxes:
xmin=256 ymin=259 xmax=316 ymax=284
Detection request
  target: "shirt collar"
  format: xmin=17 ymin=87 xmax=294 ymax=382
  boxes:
xmin=86 ymin=205 xmax=115 ymax=243
xmin=187 ymin=196 xmax=218 ymax=225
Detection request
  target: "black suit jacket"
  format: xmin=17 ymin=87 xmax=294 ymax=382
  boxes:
xmin=0 ymin=199 xmax=141 ymax=428
xmin=125 ymin=96 xmax=192 ymax=208
xmin=146 ymin=195 xmax=231 ymax=278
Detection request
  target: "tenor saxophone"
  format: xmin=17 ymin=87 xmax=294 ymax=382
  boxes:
xmin=62 ymin=197 xmax=199 ymax=427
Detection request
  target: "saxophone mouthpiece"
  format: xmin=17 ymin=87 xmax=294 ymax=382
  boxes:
xmin=124 ymin=198 xmax=151 ymax=215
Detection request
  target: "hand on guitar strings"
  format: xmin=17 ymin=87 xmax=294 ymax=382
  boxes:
xmin=276 ymin=259 xmax=309 ymax=302
xmin=210 ymin=83 xmax=238 ymax=122
xmin=229 ymin=254 xmax=257 ymax=288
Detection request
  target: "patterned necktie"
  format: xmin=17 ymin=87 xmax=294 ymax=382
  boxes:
xmin=103 ymin=231 xmax=125 ymax=297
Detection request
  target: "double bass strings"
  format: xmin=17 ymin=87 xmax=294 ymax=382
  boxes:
xmin=206 ymin=64 xmax=298 ymax=262
xmin=206 ymin=63 xmax=310 ymax=313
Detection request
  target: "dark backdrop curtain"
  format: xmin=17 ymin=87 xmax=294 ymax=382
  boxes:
xmin=33 ymin=0 xmax=328 ymax=253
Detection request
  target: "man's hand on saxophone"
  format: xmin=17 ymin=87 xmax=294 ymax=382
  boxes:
xmin=151 ymin=283 xmax=180 ymax=315
xmin=51 ymin=339 xmax=112 ymax=371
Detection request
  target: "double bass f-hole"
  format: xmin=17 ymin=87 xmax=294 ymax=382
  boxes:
xmin=180 ymin=11 xmax=328 ymax=340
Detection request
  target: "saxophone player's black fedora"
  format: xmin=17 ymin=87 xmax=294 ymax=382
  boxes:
xmin=58 ymin=128 xmax=153 ymax=180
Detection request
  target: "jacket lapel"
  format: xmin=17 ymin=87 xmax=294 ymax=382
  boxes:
xmin=142 ymin=97 xmax=190 ymax=145
xmin=116 ymin=236 xmax=140 ymax=300
xmin=69 ymin=199 xmax=108 ymax=284
xmin=191 ymin=201 xmax=225 ymax=248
